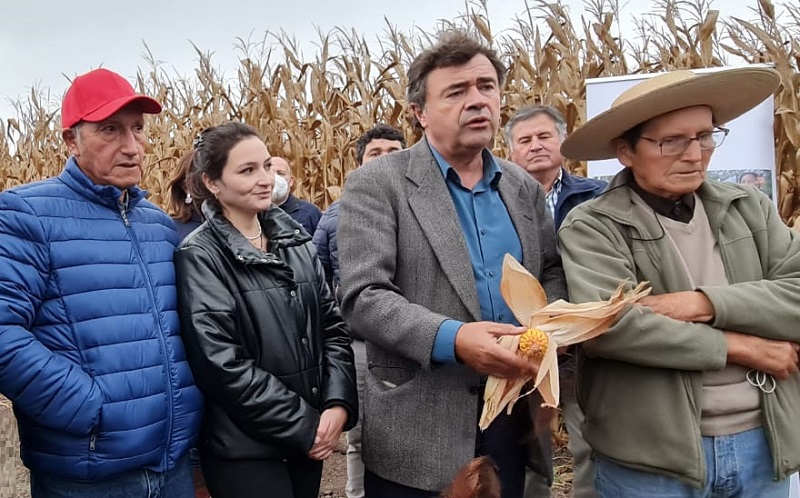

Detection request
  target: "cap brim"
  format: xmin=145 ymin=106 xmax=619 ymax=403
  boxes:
xmin=81 ymin=95 xmax=162 ymax=124
xmin=561 ymin=67 xmax=780 ymax=161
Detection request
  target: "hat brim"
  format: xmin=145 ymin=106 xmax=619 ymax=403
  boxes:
xmin=561 ymin=67 xmax=780 ymax=161
xmin=81 ymin=95 xmax=162 ymax=124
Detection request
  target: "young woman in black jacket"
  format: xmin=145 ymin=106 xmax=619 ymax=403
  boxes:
xmin=174 ymin=122 xmax=357 ymax=498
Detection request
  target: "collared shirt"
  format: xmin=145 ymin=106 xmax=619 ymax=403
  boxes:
xmin=545 ymin=168 xmax=563 ymax=215
xmin=629 ymin=179 xmax=696 ymax=223
xmin=429 ymin=146 xmax=523 ymax=364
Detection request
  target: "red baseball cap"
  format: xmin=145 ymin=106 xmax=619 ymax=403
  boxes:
xmin=61 ymin=68 xmax=162 ymax=129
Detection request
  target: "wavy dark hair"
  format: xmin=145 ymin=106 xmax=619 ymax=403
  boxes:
xmin=355 ymin=124 xmax=406 ymax=165
xmin=406 ymin=30 xmax=505 ymax=128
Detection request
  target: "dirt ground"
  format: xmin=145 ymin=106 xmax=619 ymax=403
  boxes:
xmin=0 ymin=399 xmax=569 ymax=498
xmin=319 ymin=436 xmax=348 ymax=497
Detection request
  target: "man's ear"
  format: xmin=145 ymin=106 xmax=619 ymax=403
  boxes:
xmin=62 ymin=128 xmax=80 ymax=157
xmin=614 ymin=139 xmax=634 ymax=168
xmin=411 ymin=103 xmax=428 ymax=129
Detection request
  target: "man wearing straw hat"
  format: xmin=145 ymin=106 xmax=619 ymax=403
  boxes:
xmin=338 ymin=30 xmax=565 ymax=498
xmin=0 ymin=68 xmax=202 ymax=497
xmin=558 ymin=67 xmax=800 ymax=497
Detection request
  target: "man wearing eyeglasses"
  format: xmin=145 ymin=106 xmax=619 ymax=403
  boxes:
xmin=557 ymin=68 xmax=800 ymax=498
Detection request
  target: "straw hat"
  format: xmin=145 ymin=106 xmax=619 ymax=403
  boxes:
xmin=560 ymin=67 xmax=780 ymax=161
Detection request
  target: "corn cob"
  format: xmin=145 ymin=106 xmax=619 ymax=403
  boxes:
xmin=518 ymin=328 xmax=548 ymax=360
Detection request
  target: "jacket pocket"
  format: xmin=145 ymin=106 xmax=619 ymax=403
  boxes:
xmin=368 ymin=363 xmax=416 ymax=390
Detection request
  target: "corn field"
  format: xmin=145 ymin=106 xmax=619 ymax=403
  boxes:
xmin=1 ymin=2 xmax=798 ymax=496
xmin=1 ymin=0 xmax=798 ymax=224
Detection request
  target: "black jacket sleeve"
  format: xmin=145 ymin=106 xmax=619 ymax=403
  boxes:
xmin=309 ymin=244 xmax=358 ymax=430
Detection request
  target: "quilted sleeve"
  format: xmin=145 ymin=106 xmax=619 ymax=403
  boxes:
xmin=0 ymin=191 xmax=102 ymax=435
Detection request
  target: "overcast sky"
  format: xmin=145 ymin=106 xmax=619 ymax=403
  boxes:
xmin=1 ymin=0 xmax=757 ymax=122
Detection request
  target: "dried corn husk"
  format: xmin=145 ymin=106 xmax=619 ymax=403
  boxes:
xmin=479 ymin=254 xmax=651 ymax=430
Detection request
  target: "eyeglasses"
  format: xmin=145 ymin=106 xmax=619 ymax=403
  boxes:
xmin=639 ymin=127 xmax=730 ymax=156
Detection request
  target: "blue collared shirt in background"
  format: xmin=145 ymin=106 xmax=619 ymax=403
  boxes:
xmin=429 ymin=146 xmax=523 ymax=364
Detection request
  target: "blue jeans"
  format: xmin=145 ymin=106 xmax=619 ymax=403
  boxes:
xmin=30 ymin=454 xmax=194 ymax=498
xmin=595 ymin=427 xmax=790 ymax=498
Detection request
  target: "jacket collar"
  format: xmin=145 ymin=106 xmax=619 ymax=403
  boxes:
xmin=593 ymin=168 xmax=749 ymax=239
xmin=280 ymin=193 xmax=299 ymax=213
xmin=201 ymin=201 xmax=311 ymax=264
xmin=559 ymin=167 xmax=599 ymax=193
xmin=59 ymin=156 xmax=147 ymax=210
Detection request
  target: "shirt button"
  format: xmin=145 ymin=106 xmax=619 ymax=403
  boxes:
xmin=290 ymin=290 xmax=297 ymax=297
xmin=480 ymin=229 xmax=486 ymax=236
xmin=498 ymin=313 xmax=504 ymax=320
xmin=301 ymin=337 xmax=308 ymax=345
xmin=311 ymin=387 xmax=318 ymax=395
xmin=488 ymin=270 xmax=495 ymax=277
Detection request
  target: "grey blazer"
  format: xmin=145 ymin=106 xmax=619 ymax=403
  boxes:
xmin=338 ymin=138 xmax=567 ymax=491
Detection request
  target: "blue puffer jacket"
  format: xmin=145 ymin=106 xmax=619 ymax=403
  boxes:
xmin=0 ymin=158 xmax=203 ymax=480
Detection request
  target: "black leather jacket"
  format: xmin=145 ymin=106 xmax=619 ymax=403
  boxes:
xmin=175 ymin=202 xmax=357 ymax=460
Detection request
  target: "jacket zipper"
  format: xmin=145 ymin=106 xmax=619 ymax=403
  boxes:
xmin=89 ymin=432 xmax=97 ymax=451
xmin=118 ymin=200 xmax=175 ymax=468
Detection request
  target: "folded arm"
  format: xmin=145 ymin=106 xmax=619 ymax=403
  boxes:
xmin=559 ymin=216 xmax=728 ymax=371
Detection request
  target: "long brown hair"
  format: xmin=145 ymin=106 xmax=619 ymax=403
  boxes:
xmin=166 ymin=152 xmax=201 ymax=222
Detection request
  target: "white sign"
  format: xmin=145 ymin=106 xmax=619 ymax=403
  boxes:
xmin=584 ymin=66 xmax=777 ymax=203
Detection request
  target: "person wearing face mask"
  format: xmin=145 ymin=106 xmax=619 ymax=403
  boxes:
xmin=271 ymin=156 xmax=322 ymax=235
xmin=272 ymin=172 xmax=291 ymax=206
xmin=174 ymin=122 xmax=357 ymax=498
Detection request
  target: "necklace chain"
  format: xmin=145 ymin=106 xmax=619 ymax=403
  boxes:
xmin=243 ymin=224 xmax=262 ymax=240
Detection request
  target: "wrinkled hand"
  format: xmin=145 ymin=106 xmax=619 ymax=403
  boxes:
xmin=308 ymin=406 xmax=348 ymax=461
xmin=725 ymin=331 xmax=800 ymax=380
xmin=640 ymin=291 xmax=714 ymax=323
xmin=454 ymin=322 xmax=537 ymax=379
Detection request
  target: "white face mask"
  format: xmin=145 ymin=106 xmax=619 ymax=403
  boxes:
xmin=272 ymin=174 xmax=290 ymax=205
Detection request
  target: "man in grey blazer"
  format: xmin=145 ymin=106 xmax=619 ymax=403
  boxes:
xmin=338 ymin=31 xmax=566 ymax=498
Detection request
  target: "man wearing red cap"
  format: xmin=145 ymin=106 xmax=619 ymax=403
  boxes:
xmin=0 ymin=68 xmax=202 ymax=497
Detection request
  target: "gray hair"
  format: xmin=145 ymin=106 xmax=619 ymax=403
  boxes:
xmin=504 ymin=105 xmax=567 ymax=148
xmin=68 ymin=123 xmax=83 ymax=145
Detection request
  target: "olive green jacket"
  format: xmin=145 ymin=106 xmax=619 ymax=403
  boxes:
xmin=558 ymin=169 xmax=800 ymax=488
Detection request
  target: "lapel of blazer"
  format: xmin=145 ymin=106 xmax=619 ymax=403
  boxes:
xmin=496 ymin=160 xmax=541 ymax=276
xmin=406 ymin=138 xmax=481 ymax=321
